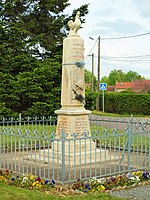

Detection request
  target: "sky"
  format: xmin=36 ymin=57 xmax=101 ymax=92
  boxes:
xmin=65 ymin=0 xmax=150 ymax=80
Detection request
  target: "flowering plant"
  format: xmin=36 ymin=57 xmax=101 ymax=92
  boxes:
xmin=0 ymin=170 xmax=55 ymax=191
xmin=0 ymin=169 xmax=150 ymax=194
xmin=72 ymin=170 xmax=150 ymax=193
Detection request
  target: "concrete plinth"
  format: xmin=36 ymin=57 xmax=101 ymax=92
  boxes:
xmin=51 ymin=140 xmax=109 ymax=165
xmin=32 ymin=148 xmax=110 ymax=166
xmin=55 ymin=109 xmax=91 ymax=136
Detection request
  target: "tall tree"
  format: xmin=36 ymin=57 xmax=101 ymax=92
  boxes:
xmin=107 ymin=70 xmax=125 ymax=86
xmin=101 ymin=76 xmax=108 ymax=84
xmin=0 ymin=0 xmax=89 ymax=116
xmin=1 ymin=0 xmax=89 ymax=59
xmin=84 ymin=69 xmax=97 ymax=91
xmin=125 ymin=70 xmax=144 ymax=82
xmin=101 ymin=69 xmax=144 ymax=86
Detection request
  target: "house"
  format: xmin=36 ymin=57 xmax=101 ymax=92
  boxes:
xmin=115 ymin=82 xmax=134 ymax=92
xmin=115 ymin=80 xmax=150 ymax=93
xmin=107 ymin=85 xmax=115 ymax=92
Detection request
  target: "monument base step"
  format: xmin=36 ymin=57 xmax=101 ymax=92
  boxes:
xmin=27 ymin=148 xmax=118 ymax=166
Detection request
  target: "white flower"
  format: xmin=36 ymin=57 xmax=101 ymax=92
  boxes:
xmin=21 ymin=180 xmax=26 ymax=185
xmin=129 ymin=177 xmax=135 ymax=181
xmin=136 ymin=176 xmax=140 ymax=181
xmin=23 ymin=177 xmax=28 ymax=181
xmin=97 ymin=178 xmax=105 ymax=183
xmin=97 ymin=179 xmax=102 ymax=183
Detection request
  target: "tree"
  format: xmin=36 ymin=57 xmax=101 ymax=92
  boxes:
xmin=0 ymin=1 xmax=89 ymax=116
xmin=11 ymin=59 xmax=61 ymax=115
xmin=101 ymin=76 xmax=108 ymax=84
xmin=101 ymin=69 xmax=145 ymax=86
xmin=107 ymin=70 xmax=125 ymax=86
xmin=125 ymin=71 xmax=144 ymax=82
xmin=1 ymin=0 xmax=89 ymax=59
xmin=84 ymin=69 xmax=97 ymax=91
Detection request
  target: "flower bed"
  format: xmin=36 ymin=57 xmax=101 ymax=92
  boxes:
xmin=72 ymin=171 xmax=150 ymax=193
xmin=0 ymin=170 xmax=55 ymax=191
xmin=0 ymin=169 xmax=150 ymax=196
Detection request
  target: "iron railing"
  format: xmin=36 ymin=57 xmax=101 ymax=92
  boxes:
xmin=0 ymin=115 xmax=150 ymax=183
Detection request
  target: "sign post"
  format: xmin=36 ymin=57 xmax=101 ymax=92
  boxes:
xmin=100 ymin=83 xmax=107 ymax=112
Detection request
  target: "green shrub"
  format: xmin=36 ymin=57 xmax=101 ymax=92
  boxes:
xmin=85 ymin=92 xmax=150 ymax=115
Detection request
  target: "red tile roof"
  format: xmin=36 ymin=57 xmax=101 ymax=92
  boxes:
xmin=116 ymin=80 xmax=150 ymax=90
xmin=116 ymin=82 xmax=134 ymax=89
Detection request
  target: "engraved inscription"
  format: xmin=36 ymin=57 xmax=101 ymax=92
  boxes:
xmin=72 ymin=42 xmax=84 ymax=60
xmin=57 ymin=117 xmax=71 ymax=134
xmin=74 ymin=116 xmax=89 ymax=133
xmin=56 ymin=115 xmax=90 ymax=136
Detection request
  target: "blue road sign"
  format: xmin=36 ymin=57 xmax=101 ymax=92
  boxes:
xmin=100 ymin=83 xmax=107 ymax=91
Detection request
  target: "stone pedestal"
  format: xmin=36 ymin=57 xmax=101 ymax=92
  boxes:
xmin=55 ymin=109 xmax=91 ymax=136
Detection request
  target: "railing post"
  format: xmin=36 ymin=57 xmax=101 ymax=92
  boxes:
xmin=19 ymin=113 xmax=21 ymax=129
xmin=2 ymin=117 xmax=5 ymax=128
xmin=61 ymin=129 xmax=65 ymax=183
xmin=127 ymin=120 xmax=132 ymax=172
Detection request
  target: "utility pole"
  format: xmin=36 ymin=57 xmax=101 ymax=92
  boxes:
xmin=89 ymin=36 xmax=101 ymax=109
xmin=96 ymin=36 xmax=101 ymax=110
xmin=92 ymin=53 xmax=94 ymax=92
xmin=97 ymin=36 xmax=100 ymax=91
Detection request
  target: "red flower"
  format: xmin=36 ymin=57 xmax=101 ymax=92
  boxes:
xmin=35 ymin=176 xmax=41 ymax=182
xmin=6 ymin=170 xmax=9 ymax=176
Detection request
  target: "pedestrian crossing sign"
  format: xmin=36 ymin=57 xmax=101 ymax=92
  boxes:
xmin=100 ymin=83 xmax=107 ymax=91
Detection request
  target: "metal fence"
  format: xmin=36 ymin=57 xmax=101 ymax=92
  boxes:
xmin=0 ymin=115 xmax=150 ymax=183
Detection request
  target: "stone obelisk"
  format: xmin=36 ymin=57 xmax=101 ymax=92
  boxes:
xmin=30 ymin=19 xmax=110 ymax=166
xmin=55 ymin=11 xmax=91 ymax=136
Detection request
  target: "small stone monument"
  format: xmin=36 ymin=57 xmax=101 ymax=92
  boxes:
xmin=53 ymin=12 xmax=108 ymax=165
xmin=55 ymin=11 xmax=91 ymax=136
xmin=29 ymin=12 xmax=110 ymax=167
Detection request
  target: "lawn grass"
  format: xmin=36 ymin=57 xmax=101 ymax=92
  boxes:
xmin=0 ymin=124 xmax=56 ymax=134
xmin=90 ymin=124 xmax=149 ymax=152
xmin=0 ymin=111 xmax=149 ymax=153
xmin=0 ymin=119 xmax=149 ymax=152
xmin=92 ymin=111 xmax=150 ymax=118
xmin=0 ymin=183 xmax=125 ymax=200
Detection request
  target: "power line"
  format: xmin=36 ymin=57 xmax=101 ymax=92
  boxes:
xmin=85 ymin=32 xmax=150 ymax=58
xmin=94 ymin=54 xmax=150 ymax=60
xmin=85 ymin=33 xmax=150 ymax=66
xmin=84 ymin=39 xmax=98 ymax=59
xmin=85 ymin=57 xmax=91 ymax=69
xmin=101 ymin=57 xmax=150 ymax=63
xmin=102 ymin=54 xmax=150 ymax=59
xmin=101 ymin=32 xmax=150 ymax=40
xmin=92 ymin=54 xmax=150 ymax=63
xmin=85 ymin=33 xmax=150 ymax=59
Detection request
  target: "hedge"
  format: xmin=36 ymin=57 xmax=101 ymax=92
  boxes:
xmin=85 ymin=92 xmax=150 ymax=115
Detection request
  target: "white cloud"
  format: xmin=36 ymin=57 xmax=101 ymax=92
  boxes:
xmin=66 ymin=0 xmax=150 ymax=79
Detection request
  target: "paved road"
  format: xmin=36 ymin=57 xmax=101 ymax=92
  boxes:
xmin=89 ymin=115 xmax=150 ymax=132
xmin=110 ymin=185 xmax=150 ymax=200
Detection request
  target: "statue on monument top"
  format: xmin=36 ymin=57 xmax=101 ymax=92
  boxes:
xmin=68 ymin=11 xmax=81 ymax=35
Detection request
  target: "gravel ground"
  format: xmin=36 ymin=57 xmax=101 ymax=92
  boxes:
xmin=110 ymin=185 xmax=150 ymax=200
